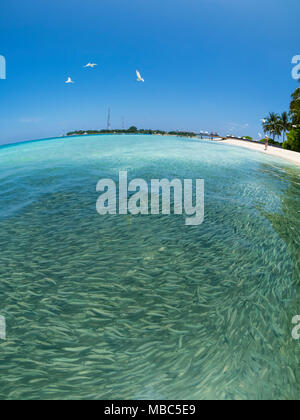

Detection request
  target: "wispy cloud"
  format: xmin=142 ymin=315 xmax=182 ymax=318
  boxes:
xmin=226 ymin=122 xmax=249 ymax=129
xmin=19 ymin=117 xmax=43 ymax=124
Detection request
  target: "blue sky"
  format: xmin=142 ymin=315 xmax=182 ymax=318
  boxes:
xmin=0 ymin=0 xmax=299 ymax=145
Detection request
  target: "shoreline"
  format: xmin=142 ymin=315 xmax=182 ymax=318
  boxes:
xmin=1 ymin=134 xmax=300 ymax=168
xmin=220 ymin=138 xmax=300 ymax=168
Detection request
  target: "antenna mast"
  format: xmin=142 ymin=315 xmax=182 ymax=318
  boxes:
xmin=107 ymin=108 xmax=111 ymax=131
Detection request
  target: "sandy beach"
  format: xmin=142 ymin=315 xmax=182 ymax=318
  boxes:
xmin=221 ymin=138 xmax=300 ymax=167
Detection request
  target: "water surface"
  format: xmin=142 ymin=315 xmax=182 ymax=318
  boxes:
xmin=0 ymin=135 xmax=299 ymax=400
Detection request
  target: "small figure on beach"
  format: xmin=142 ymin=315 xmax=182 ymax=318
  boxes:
xmin=264 ymin=135 xmax=269 ymax=151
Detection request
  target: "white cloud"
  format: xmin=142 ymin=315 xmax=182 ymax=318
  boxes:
xmin=226 ymin=122 xmax=249 ymax=129
xmin=19 ymin=117 xmax=43 ymax=123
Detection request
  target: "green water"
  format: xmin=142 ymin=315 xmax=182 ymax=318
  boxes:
xmin=0 ymin=135 xmax=299 ymax=400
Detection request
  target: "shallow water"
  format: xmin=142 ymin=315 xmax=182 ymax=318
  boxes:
xmin=0 ymin=135 xmax=299 ymax=400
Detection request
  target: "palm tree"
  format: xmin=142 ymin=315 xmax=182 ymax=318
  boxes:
xmin=262 ymin=113 xmax=282 ymax=142
xmin=290 ymin=84 xmax=300 ymax=125
xmin=279 ymin=112 xmax=291 ymax=142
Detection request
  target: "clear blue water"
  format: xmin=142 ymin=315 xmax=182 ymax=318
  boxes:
xmin=0 ymin=135 xmax=299 ymax=400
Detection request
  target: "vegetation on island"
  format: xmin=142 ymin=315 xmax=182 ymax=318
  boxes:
xmin=262 ymin=83 xmax=300 ymax=152
xmin=66 ymin=126 xmax=198 ymax=138
xmin=67 ymin=82 xmax=300 ymax=153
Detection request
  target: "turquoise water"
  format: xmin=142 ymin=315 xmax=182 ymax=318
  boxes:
xmin=0 ymin=135 xmax=299 ymax=400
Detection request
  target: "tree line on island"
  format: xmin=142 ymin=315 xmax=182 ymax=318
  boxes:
xmin=66 ymin=83 xmax=300 ymax=153
xmin=67 ymin=127 xmax=198 ymax=138
xmin=262 ymin=84 xmax=300 ymax=152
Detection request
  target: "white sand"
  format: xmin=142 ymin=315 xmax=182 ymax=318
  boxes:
xmin=222 ymin=139 xmax=300 ymax=167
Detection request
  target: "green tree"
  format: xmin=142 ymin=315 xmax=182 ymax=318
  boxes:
xmin=262 ymin=113 xmax=282 ymax=141
xmin=282 ymin=84 xmax=300 ymax=152
xmin=290 ymin=85 xmax=300 ymax=126
xmin=279 ymin=112 xmax=291 ymax=142
xmin=128 ymin=126 xmax=138 ymax=132
xmin=283 ymin=129 xmax=300 ymax=152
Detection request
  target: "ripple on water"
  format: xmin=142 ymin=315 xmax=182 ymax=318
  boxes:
xmin=0 ymin=135 xmax=299 ymax=400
